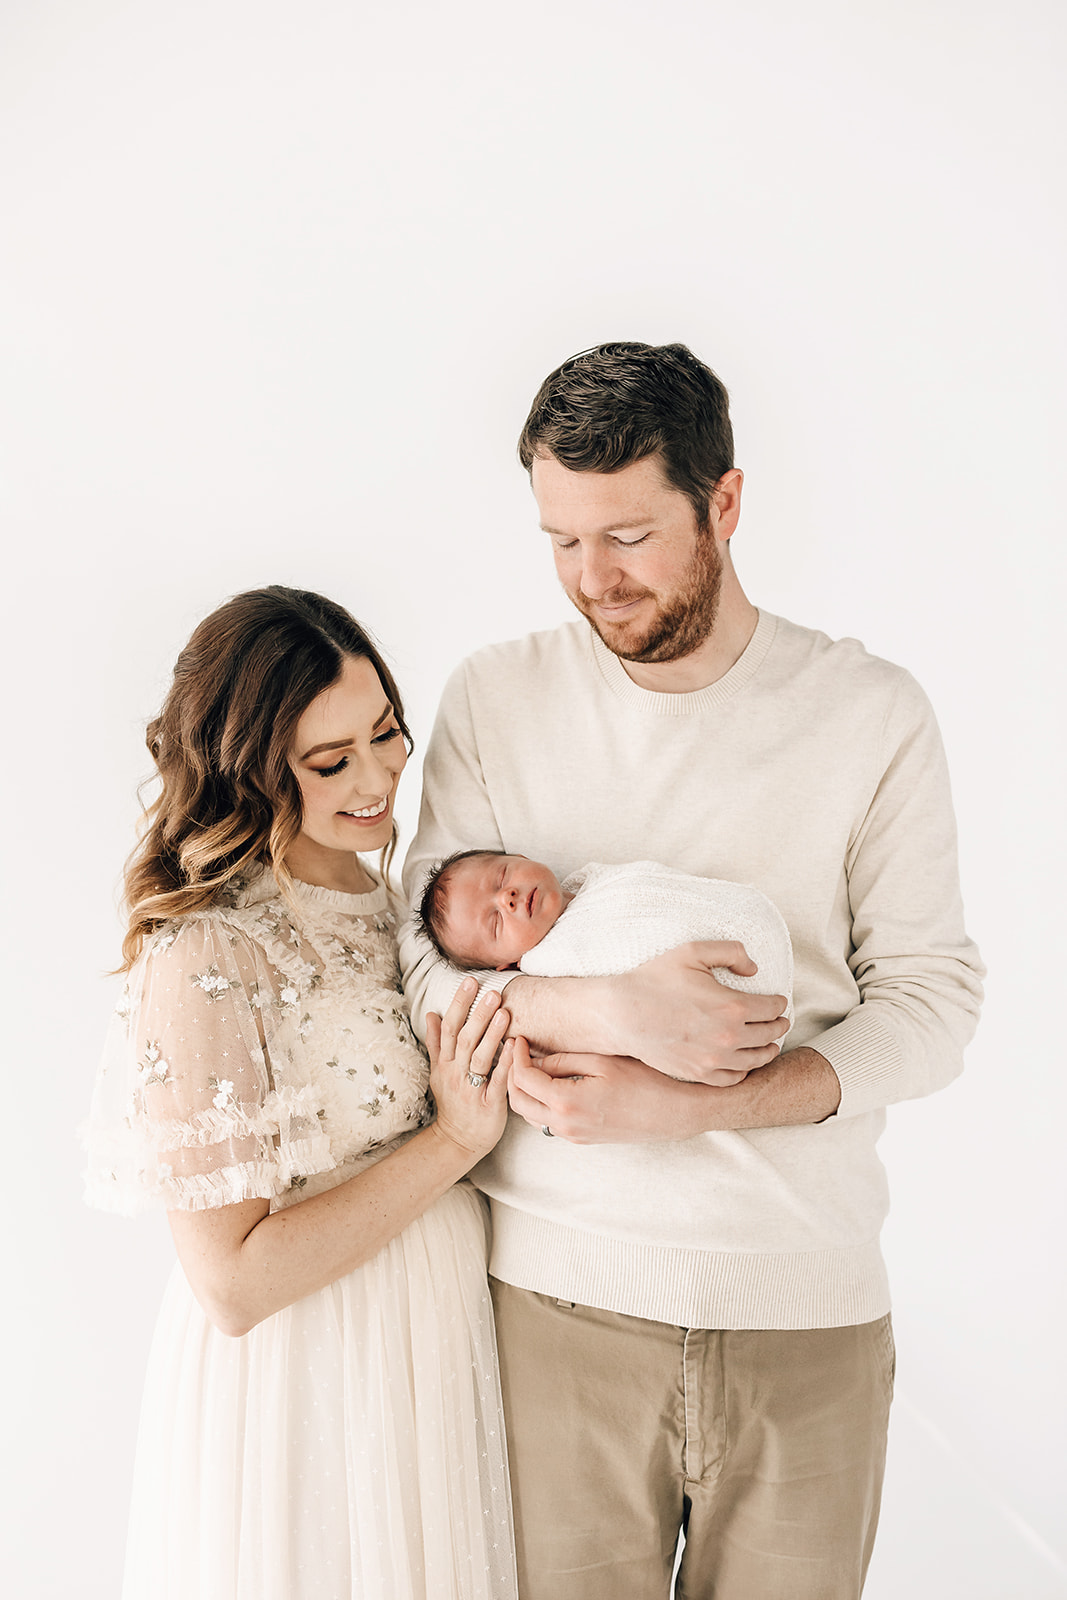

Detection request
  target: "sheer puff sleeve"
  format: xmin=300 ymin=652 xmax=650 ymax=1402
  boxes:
xmin=84 ymin=917 xmax=336 ymax=1215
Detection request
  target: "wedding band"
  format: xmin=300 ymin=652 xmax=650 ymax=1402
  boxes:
xmin=468 ymin=1072 xmax=487 ymax=1088
xmin=541 ymin=1125 xmax=554 ymax=1138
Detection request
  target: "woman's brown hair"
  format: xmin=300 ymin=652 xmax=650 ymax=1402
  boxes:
xmin=120 ymin=586 xmax=411 ymax=969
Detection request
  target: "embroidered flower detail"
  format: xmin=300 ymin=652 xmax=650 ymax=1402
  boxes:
xmin=279 ymin=984 xmax=300 ymax=1008
xmin=114 ymin=987 xmax=133 ymax=1024
xmin=290 ymin=1173 xmax=308 ymax=1190
xmin=297 ymin=1012 xmax=314 ymax=1040
xmin=139 ymin=1042 xmax=170 ymax=1086
xmin=152 ymin=926 xmax=179 ymax=955
xmin=208 ymin=1076 xmax=234 ymax=1109
xmin=213 ymin=875 xmax=247 ymax=909
xmin=359 ymin=1065 xmax=397 ymax=1118
xmin=191 ymin=966 xmax=232 ymax=1001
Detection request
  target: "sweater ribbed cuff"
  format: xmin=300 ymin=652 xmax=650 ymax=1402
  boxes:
xmin=808 ymin=1010 xmax=903 ymax=1119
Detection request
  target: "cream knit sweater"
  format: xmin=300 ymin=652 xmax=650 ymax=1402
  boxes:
xmin=400 ymin=611 xmax=984 ymax=1329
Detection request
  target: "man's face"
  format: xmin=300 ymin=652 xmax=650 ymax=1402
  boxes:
xmin=531 ymin=452 xmax=724 ymax=664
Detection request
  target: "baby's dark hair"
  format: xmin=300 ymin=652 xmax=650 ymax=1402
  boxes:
xmin=416 ymin=848 xmax=511 ymax=969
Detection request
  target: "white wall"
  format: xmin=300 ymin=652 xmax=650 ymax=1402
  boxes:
xmin=2 ymin=2 xmax=1064 ymax=1593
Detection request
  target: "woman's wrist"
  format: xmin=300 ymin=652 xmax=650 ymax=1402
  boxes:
xmin=421 ymin=1116 xmax=486 ymax=1170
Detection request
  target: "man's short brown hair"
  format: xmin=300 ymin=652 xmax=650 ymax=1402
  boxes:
xmin=518 ymin=341 xmax=734 ymax=530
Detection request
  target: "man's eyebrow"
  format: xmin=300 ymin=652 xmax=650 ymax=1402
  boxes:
xmin=541 ymin=517 xmax=654 ymax=537
xmin=301 ymin=703 xmax=393 ymax=760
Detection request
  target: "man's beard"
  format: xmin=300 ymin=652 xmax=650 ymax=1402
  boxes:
xmin=566 ymin=530 xmax=724 ymax=664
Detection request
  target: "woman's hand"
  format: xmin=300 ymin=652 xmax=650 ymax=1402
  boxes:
xmin=425 ymin=978 xmax=513 ymax=1160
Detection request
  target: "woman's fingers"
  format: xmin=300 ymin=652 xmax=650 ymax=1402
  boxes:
xmin=430 ymin=983 xmax=513 ymax=1096
xmin=466 ymin=1004 xmax=511 ymax=1073
xmin=438 ymin=976 xmax=479 ymax=1047
xmin=486 ymin=1039 xmax=515 ymax=1103
xmin=455 ymin=986 xmax=501 ymax=1046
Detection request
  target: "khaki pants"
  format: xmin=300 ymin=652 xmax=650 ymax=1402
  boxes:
xmin=491 ymin=1280 xmax=894 ymax=1600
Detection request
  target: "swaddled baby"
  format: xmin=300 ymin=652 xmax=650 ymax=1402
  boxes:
xmin=417 ymin=852 xmax=794 ymax=1025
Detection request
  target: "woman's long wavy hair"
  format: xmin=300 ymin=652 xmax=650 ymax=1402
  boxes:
xmin=120 ymin=586 xmax=412 ymax=970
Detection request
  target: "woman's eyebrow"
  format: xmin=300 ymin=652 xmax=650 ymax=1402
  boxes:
xmin=302 ymin=738 xmax=353 ymax=758
xmin=301 ymin=703 xmax=393 ymax=760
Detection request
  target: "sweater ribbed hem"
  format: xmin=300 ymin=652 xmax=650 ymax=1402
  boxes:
xmin=487 ymin=1203 xmax=890 ymax=1331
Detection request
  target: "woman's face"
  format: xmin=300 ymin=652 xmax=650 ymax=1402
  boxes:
xmin=289 ymin=655 xmax=407 ymax=863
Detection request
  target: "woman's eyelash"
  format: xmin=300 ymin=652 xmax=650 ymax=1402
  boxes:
xmin=314 ymin=726 xmax=400 ymax=776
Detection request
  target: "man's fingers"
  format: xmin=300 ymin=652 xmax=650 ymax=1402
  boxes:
xmin=690 ymin=939 xmax=759 ymax=977
xmin=743 ymin=1018 xmax=791 ymax=1046
xmin=528 ymin=1050 xmax=587 ymax=1080
xmin=510 ymin=1053 xmax=555 ymax=1099
xmin=507 ymin=1077 xmax=550 ymax=1125
xmin=508 ymin=1053 xmax=559 ymax=1122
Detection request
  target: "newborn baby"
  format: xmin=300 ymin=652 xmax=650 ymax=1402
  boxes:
xmin=417 ymin=851 xmax=794 ymax=1022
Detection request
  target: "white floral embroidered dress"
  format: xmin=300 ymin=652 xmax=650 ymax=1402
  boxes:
xmin=85 ymin=870 xmax=516 ymax=1600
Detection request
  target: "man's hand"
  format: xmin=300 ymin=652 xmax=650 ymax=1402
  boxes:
xmin=508 ymin=1038 xmax=842 ymax=1143
xmin=508 ymin=1040 xmax=715 ymax=1144
xmin=602 ymin=941 xmax=789 ymax=1084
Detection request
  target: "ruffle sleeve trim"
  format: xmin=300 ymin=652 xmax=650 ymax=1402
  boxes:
xmin=84 ymin=1130 xmax=338 ymax=1215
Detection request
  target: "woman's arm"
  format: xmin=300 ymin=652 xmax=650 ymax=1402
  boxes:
xmin=169 ymin=982 xmax=511 ymax=1337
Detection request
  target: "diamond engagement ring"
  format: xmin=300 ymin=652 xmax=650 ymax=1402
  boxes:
xmin=468 ymin=1072 xmax=487 ymax=1088
xmin=541 ymin=1125 xmax=554 ymax=1138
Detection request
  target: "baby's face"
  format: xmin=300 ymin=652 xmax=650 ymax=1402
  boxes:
xmin=440 ymin=854 xmax=566 ymax=970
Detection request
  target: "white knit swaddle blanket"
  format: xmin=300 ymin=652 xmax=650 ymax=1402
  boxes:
xmin=519 ymin=860 xmax=794 ymax=1023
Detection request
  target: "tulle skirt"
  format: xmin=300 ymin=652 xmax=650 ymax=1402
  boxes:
xmin=122 ymin=1183 xmax=517 ymax=1600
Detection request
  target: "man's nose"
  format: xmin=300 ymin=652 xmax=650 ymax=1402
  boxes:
xmin=579 ymin=544 xmax=622 ymax=599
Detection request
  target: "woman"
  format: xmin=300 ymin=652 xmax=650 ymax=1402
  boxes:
xmin=84 ymin=586 xmax=518 ymax=1600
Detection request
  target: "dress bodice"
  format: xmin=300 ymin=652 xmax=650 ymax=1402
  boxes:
xmin=84 ymin=868 xmax=431 ymax=1214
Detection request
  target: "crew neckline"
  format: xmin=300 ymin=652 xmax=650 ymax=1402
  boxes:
xmin=290 ymin=873 xmax=389 ymax=913
xmin=590 ymin=609 xmax=779 ymax=715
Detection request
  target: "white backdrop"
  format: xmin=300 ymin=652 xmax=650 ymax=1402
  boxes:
xmin=2 ymin=2 xmax=1065 ymax=1595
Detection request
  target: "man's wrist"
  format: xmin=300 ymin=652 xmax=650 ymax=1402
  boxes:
xmin=685 ymin=1047 xmax=842 ymax=1134
xmin=498 ymin=972 xmax=616 ymax=1055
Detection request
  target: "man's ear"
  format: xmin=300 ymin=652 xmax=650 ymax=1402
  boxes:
xmin=496 ymin=961 xmax=519 ymax=972
xmin=710 ymin=468 xmax=744 ymax=542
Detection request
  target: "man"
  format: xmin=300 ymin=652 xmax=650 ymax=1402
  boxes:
xmin=400 ymin=342 xmax=984 ymax=1599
